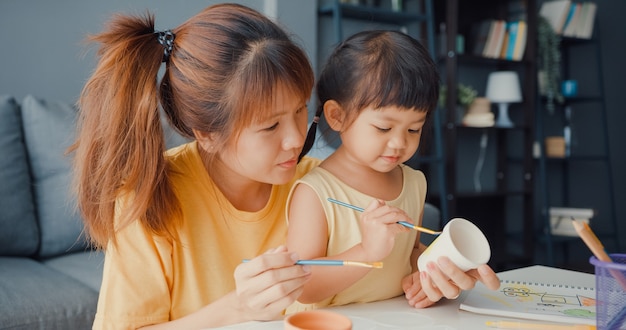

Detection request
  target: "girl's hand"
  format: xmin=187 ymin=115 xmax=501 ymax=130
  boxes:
xmin=417 ymin=256 xmax=500 ymax=304
xmin=233 ymin=246 xmax=311 ymax=321
xmin=358 ymin=199 xmax=412 ymax=261
xmin=401 ymin=271 xmax=437 ymax=308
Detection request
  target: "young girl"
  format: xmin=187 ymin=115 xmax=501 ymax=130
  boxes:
xmin=287 ymin=30 xmax=500 ymax=312
xmin=71 ymin=4 xmax=318 ymax=329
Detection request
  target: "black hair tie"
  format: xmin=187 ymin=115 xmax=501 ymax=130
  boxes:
xmin=156 ymin=30 xmax=175 ymax=63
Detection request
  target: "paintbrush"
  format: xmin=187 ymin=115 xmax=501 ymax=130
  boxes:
xmin=242 ymin=259 xmax=383 ymax=268
xmin=327 ymin=198 xmax=442 ymax=235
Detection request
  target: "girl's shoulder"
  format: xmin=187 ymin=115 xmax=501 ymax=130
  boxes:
xmin=400 ymin=164 xmax=426 ymax=186
xmin=297 ymin=156 xmax=322 ymax=177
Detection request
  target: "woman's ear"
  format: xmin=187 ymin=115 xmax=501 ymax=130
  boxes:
xmin=323 ymin=100 xmax=345 ymax=132
xmin=192 ymin=129 xmax=218 ymax=153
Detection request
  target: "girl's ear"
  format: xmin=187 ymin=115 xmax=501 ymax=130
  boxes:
xmin=323 ymin=100 xmax=345 ymax=132
xmin=192 ymin=129 xmax=218 ymax=153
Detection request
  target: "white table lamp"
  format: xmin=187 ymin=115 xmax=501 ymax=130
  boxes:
xmin=486 ymin=71 xmax=522 ymax=128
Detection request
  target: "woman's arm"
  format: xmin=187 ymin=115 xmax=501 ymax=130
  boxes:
xmin=141 ymin=246 xmax=311 ymax=329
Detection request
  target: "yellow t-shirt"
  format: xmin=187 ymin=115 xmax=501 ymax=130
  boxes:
xmin=285 ymin=165 xmax=426 ymax=313
xmin=93 ymin=141 xmax=320 ymax=330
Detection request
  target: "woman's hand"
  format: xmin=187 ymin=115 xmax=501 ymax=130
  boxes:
xmin=403 ymin=256 xmax=500 ymax=308
xmin=233 ymin=246 xmax=311 ymax=321
xmin=358 ymin=199 xmax=412 ymax=261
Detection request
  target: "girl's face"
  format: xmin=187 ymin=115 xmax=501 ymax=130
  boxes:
xmin=340 ymin=105 xmax=427 ymax=173
xmin=218 ymin=86 xmax=309 ymax=185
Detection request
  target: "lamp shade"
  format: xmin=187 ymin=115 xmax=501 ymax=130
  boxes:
xmin=485 ymin=71 xmax=522 ymax=103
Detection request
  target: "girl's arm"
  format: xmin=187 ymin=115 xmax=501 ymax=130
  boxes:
xmin=287 ymin=184 xmax=410 ymax=304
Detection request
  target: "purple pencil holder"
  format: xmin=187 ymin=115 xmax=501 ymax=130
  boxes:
xmin=590 ymin=254 xmax=626 ymax=330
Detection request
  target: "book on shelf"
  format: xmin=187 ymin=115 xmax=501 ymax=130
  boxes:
xmin=561 ymin=1 xmax=578 ymax=32
xmin=492 ymin=20 xmax=507 ymax=58
xmin=460 ymin=266 xmax=596 ymax=325
xmin=512 ymin=21 xmax=527 ymax=60
xmin=539 ymin=0 xmax=572 ymax=34
xmin=579 ymin=2 xmax=597 ymax=39
xmin=482 ymin=20 xmax=499 ymax=58
xmin=471 ymin=19 xmax=495 ymax=56
xmin=501 ymin=21 xmax=527 ymax=61
xmin=499 ymin=28 xmax=510 ymax=59
xmin=555 ymin=2 xmax=597 ymax=39
xmin=562 ymin=3 xmax=582 ymax=37
xmin=483 ymin=20 xmax=506 ymax=58
xmin=502 ymin=21 xmax=517 ymax=60
xmin=471 ymin=19 xmax=527 ymax=61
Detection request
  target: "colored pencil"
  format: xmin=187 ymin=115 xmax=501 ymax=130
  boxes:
xmin=485 ymin=320 xmax=595 ymax=329
xmin=571 ymin=219 xmax=626 ymax=290
xmin=572 ymin=219 xmax=626 ymax=329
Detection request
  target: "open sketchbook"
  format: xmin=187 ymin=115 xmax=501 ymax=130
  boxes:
xmin=460 ymin=266 xmax=596 ymax=325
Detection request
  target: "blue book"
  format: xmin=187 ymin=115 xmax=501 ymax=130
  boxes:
xmin=561 ymin=3 xmax=577 ymax=34
xmin=505 ymin=21 xmax=518 ymax=60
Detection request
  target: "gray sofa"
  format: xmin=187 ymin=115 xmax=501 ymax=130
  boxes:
xmin=0 ymin=94 xmax=190 ymax=329
xmin=0 ymin=95 xmax=103 ymax=329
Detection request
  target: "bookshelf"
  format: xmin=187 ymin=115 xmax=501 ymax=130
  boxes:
xmin=535 ymin=10 xmax=619 ymax=268
xmin=435 ymin=0 xmax=537 ymax=271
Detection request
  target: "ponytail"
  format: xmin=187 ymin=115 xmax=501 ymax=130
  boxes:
xmin=72 ymin=12 xmax=179 ymax=248
xmin=298 ymin=107 xmax=323 ymax=161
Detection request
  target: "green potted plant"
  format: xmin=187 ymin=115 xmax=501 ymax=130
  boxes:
xmin=537 ymin=15 xmax=564 ymax=114
xmin=439 ymin=83 xmax=478 ymax=109
xmin=439 ymin=83 xmax=478 ymax=124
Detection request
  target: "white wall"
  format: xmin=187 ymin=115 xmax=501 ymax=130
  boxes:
xmin=0 ymin=0 xmax=316 ymax=104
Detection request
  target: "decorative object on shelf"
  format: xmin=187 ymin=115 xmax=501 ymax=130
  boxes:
xmin=462 ymin=97 xmax=494 ymax=127
xmin=549 ymin=207 xmax=593 ymax=237
xmin=544 ymin=136 xmax=565 ymax=158
xmin=561 ymin=79 xmax=578 ymax=98
xmin=486 ymin=71 xmax=522 ymax=128
xmin=391 ymin=0 xmax=402 ymax=12
xmin=537 ymin=15 xmax=563 ymax=114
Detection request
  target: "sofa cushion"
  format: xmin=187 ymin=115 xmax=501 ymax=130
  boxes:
xmin=42 ymin=250 xmax=104 ymax=292
xmin=0 ymin=257 xmax=97 ymax=329
xmin=0 ymin=95 xmax=39 ymax=256
xmin=20 ymin=95 xmax=88 ymax=258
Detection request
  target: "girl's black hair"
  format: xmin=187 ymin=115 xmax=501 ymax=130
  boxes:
xmin=299 ymin=30 xmax=440 ymax=161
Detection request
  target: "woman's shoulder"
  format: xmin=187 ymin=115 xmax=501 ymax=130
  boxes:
xmin=165 ymin=141 xmax=195 ymax=157
xmin=165 ymin=141 xmax=201 ymax=171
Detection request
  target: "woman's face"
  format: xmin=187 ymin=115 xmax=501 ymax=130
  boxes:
xmin=218 ymin=85 xmax=309 ymax=185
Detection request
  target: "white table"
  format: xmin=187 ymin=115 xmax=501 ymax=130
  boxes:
xmin=213 ymin=266 xmax=595 ymax=329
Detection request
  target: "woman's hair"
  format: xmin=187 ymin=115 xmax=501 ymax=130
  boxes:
xmin=72 ymin=3 xmax=314 ymax=248
xmin=299 ymin=30 xmax=440 ymax=159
